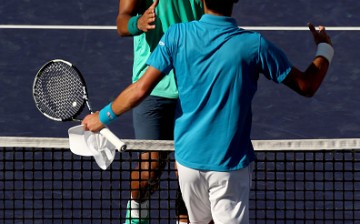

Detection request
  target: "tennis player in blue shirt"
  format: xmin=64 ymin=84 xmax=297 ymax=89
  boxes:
xmin=83 ymin=0 xmax=334 ymax=223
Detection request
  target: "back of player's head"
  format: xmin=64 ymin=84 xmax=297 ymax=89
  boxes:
xmin=204 ymin=0 xmax=238 ymax=15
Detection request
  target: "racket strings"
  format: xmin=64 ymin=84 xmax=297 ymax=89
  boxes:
xmin=34 ymin=62 xmax=85 ymax=120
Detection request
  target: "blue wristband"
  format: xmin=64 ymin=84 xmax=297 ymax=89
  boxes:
xmin=128 ymin=15 xmax=143 ymax=35
xmin=99 ymin=103 xmax=118 ymax=125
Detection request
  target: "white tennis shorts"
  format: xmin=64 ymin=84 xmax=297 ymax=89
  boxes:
xmin=176 ymin=162 xmax=253 ymax=224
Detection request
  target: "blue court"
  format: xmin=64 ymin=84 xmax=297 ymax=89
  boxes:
xmin=0 ymin=0 xmax=359 ymax=140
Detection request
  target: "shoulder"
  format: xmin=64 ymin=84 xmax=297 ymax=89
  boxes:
xmin=165 ymin=21 xmax=195 ymax=38
xmin=237 ymin=28 xmax=262 ymax=40
xmin=236 ymin=29 xmax=274 ymax=51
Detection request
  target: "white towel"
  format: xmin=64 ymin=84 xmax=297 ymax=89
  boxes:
xmin=68 ymin=125 xmax=116 ymax=170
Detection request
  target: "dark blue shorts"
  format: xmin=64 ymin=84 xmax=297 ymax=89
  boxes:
xmin=133 ymin=95 xmax=177 ymax=140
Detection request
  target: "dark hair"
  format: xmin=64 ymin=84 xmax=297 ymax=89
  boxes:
xmin=204 ymin=0 xmax=238 ymax=15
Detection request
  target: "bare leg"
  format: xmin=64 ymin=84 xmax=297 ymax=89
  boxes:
xmin=130 ymin=151 xmax=169 ymax=201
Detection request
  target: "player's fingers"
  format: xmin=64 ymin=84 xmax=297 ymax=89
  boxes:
xmin=147 ymin=13 xmax=156 ymax=23
xmin=308 ymin=23 xmax=316 ymax=32
xmin=147 ymin=0 xmax=158 ymax=15
xmin=150 ymin=0 xmax=159 ymax=9
xmin=143 ymin=6 xmax=156 ymax=22
xmin=81 ymin=117 xmax=89 ymax=130
xmin=146 ymin=24 xmax=156 ymax=30
xmin=308 ymin=23 xmax=318 ymax=36
xmin=308 ymin=22 xmax=323 ymax=45
xmin=146 ymin=7 xmax=155 ymax=15
xmin=318 ymin=26 xmax=326 ymax=37
xmin=138 ymin=14 xmax=156 ymax=32
xmin=140 ymin=7 xmax=157 ymax=31
xmin=82 ymin=113 xmax=102 ymax=132
xmin=141 ymin=20 xmax=156 ymax=32
xmin=317 ymin=25 xmax=333 ymax=46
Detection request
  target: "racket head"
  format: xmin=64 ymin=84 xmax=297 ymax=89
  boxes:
xmin=32 ymin=59 xmax=90 ymax=121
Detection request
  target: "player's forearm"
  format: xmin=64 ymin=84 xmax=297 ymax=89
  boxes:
xmin=303 ymin=56 xmax=330 ymax=96
xmin=111 ymin=67 xmax=163 ymax=116
xmin=284 ymin=58 xmax=329 ymax=97
xmin=284 ymin=41 xmax=333 ymax=97
xmin=111 ymin=82 xmax=149 ymax=116
xmin=288 ymin=23 xmax=334 ymax=97
xmin=81 ymin=83 xmax=146 ymax=132
xmin=117 ymin=0 xmax=142 ymax=37
xmin=116 ymin=14 xmax=132 ymax=37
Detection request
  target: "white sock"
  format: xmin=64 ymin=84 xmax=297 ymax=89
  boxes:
xmin=129 ymin=197 xmax=149 ymax=218
xmin=176 ymin=222 xmax=189 ymax=224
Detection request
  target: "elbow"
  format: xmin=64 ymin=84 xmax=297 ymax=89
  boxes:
xmin=134 ymin=83 xmax=152 ymax=102
xmin=117 ymin=30 xmax=127 ymax=37
xmin=116 ymin=25 xmax=127 ymax=37
xmin=116 ymin=17 xmax=130 ymax=37
xmin=301 ymin=91 xmax=315 ymax=98
xmin=297 ymin=84 xmax=317 ymax=98
xmin=117 ymin=27 xmax=128 ymax=37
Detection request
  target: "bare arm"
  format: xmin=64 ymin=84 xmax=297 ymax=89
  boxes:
xmin=82 ymin=67 xmax=164 ymax=132
xmin=116 ymin=0 xmax=139 ymax=36
xmin=116 ymin=0 xmax=159 ymax=37
xmin=111 ymin=66 xmax=163 ymax=115
xmin=283 ymin=23 xmax=333 ymax=97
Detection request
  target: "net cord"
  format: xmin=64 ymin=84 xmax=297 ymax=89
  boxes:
xmin=1 ymin=137 xmax=359 ymax=151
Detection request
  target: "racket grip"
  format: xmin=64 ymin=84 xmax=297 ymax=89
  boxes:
xmin=100 ymin=128 xmax=127 ymax=152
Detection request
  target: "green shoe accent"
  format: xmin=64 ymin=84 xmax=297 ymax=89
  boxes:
xmin=125 ymin=201 xmax=149 ymax=224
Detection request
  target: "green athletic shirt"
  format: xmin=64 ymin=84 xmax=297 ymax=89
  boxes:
xmin=132 ymin=0 xmax=203 ymax=99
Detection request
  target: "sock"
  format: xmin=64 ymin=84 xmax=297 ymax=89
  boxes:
xmin=129 ymin=197 xmax=149 ymax=218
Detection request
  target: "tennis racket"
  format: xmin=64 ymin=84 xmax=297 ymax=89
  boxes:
xmin=32 ymin=59 xmax=126 ymax=151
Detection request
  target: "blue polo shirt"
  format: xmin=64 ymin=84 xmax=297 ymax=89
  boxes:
xmin=147 ymin=14 xmax=292 ymax=171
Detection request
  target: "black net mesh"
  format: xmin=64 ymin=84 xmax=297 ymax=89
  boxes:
xmin=0 ymin=143 xmax=359 ymax=224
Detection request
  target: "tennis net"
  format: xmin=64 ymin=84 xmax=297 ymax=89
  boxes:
xmin=0 ymin=137 xmax=359 ymax=223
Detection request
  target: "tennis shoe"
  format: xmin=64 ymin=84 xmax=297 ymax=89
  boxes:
xmin=125 ymin=201 xmax=149 ymax=224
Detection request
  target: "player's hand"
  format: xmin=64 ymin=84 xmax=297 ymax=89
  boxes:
xmin=82 ymin=112 xmax=105 ymax=132
xmin=308 ymin=23 xmax=332 ymax=46
xmin=137 ymin=0 xmax=159 ymax=32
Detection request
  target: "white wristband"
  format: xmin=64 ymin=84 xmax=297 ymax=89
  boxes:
xmin=315 ymin=43 xmax=334 ymax=64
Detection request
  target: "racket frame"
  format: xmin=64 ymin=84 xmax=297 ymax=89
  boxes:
xmin=33 ymin=59 xmax=126 ymax=151
xmin=33 ymin=59 xmax=91 ymax=121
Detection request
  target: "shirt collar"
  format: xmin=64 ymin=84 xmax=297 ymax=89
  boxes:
xmin=200 ymin=14 xmax=237 ymax=27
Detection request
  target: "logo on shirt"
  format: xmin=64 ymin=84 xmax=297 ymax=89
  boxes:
xmin=159 ymin=41 xmax=165 ymax=46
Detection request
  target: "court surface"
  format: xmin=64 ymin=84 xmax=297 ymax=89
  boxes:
xmin=0 ymin=0 xmax=359 ymax=140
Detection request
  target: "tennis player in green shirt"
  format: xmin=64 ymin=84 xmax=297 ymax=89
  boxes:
xmin=116 ymin=1 xmax=203 ymax=223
